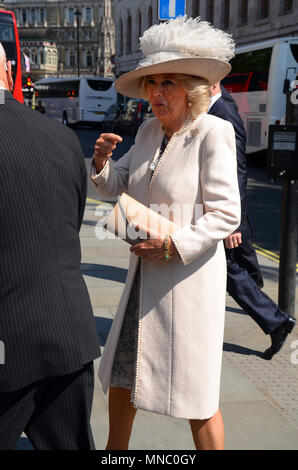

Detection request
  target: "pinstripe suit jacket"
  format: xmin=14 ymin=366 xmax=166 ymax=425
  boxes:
xmin=0 ymin=91 xmax=100 ymax=393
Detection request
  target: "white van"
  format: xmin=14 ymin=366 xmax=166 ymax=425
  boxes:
xmin=34 ymin=76 xmax=117 ymax=125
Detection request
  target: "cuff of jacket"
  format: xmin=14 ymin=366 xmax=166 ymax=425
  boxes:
xmin=90 ymin=156 xmax=111 ymax=186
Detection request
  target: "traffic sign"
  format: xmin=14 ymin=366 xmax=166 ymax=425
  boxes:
xmin=158 ymin=0 xmax=186 ymax=20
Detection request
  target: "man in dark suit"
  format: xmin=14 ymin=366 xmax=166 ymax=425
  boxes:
xmin=0 ymin=45 xmax=101 ymax=449
xmin=208 ymin=82 xmax=296 ymax=360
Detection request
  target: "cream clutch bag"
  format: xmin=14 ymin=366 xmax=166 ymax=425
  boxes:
xmin=103 ymin=193 xmax=180 ymax=245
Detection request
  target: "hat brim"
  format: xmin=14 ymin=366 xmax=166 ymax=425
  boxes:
xmin=114 ymin=58 xmax=231 ymax=99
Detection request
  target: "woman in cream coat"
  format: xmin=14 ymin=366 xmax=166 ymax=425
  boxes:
xmin=91 ymin=17 xmax=240 ymax=450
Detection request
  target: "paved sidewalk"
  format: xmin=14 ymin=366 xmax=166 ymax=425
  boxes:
xmin=81 ymin=199 xmax=298 ymax=451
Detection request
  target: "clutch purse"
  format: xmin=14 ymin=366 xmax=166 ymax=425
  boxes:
xmin=103 ymin=193 xmax=180 ymax=245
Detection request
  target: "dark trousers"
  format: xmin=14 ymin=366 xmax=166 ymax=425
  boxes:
xmin=0 ymin=362 xmax=95 ymax=450
xmin=226 ymin=237 xmax=289 ymax=335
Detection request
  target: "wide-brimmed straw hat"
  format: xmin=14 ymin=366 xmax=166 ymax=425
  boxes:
xmin=114 ymin=16 xmax=235 ymax=99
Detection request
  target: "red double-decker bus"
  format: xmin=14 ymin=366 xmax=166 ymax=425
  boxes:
xmin=0 ymin=9 xmax=23 ymax=103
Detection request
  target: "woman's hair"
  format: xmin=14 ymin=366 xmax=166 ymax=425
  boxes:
xmin=140 ymin=74 xmax=210 ymax=118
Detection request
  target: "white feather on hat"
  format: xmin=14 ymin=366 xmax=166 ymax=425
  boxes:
xmin=114 ymin=16 xmax=235 ymax=99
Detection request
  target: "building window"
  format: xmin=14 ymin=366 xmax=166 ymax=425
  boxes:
xmin=118 ymin=19 xmax=123 ymax=56
xmin=126 ymin=15 xmax=132 ymax=54
xmin=40 ymin=50 xmax=45 ymax=65
xmin=206 ymin=0 xmax=214 ymax=23
xmin=137 ymin=10 xmax=142 ymax=38
xmin=40 ymin=8 xmax=46 ymax=24
xmin=136 ymin=10 xmax=142 ymax=51
xmin=259 ymin=0 xmax=269 ymax=19
xmin=148 ymin=6 xmax=153 ymax=28
xmin=69 ymin=8 xmax=74 ymax=23
xmin=47 ymin=50 xmax=52 ymax=65
xmin=87 ymin=51 xmax=93 ymax=67
xmin=31 ymin=8 xmax=37 ymax=24
xmin=70 ymin=51 xmax=76 ymax=67
xmin=31 ymin=48 xmax=37 ymax=64
xmin=86 ymin=7 xmax=92 ymax=23
xmin=239 ymin=0 xmax=248 ymax=24
xmin=192 ymin=0 xmax=200 ymax=17
xmin=22 ymin=8 xmax=27 ymax=24
xmin=222 ymin=0 xmax=230 ymax=29
xmin=281 ymin=0 xmax=293 ymax=14
xmin=53 ymin=50 xmax=57 ymax=66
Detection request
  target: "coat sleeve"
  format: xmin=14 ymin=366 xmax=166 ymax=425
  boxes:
xmin=170 ymin=120 xmax=241 ymax=266
xmin=90 ymin=143 xmax=136 ymax=198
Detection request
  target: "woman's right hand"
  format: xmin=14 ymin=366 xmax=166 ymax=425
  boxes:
xmin=94 ymin=133 xmax=123 ymax=173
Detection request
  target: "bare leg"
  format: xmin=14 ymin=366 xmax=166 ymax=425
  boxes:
xmin=106 ymin=386 xmax=137 ymax=450
xmin=189 ymin=408 xmax=224 ymax=450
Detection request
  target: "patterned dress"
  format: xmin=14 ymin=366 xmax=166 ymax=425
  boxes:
xmin=110 ymin=135 xmax=168 ymax=391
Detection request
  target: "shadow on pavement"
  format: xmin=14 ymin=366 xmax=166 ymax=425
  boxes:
xmin=223 ymin=342 xmax=263 ymax=358
xmin=81 ymin=264 xmax=127 ymax=283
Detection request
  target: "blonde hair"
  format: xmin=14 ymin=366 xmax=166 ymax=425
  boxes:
xmin=140 ymin=74 xmax=210 ymax=119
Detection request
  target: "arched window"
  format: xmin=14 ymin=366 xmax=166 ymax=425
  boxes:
xmin=118 ymin=18 xmax=123 ymax=56
xmin=70 ymin=51 xmax=76 ymax=67
xmin=47 ymin=49 xmax=52 ymax=65
xmin=31 ymin=48 xmax=37 ymax=64
xmin=239 ymin=0 xmax=248 ymax=24
xmin=192 ymin=0 xmax=200 ymax=17
xmin=87 ymin=50 xmax=93 ymax=67
xmin=222 ymin=0 xmax=230 ymax=29
xmin=259 ymin=0 xmax=269 ymax=19
xmin=137 ymin=10 xmax=142 ymax=38
xmin=147 ymin=6 xmax=153 ymax=28
xmin=126 ymin=14 xmax=132 ymax=54
xmin=206 ymin=0 xmax=214 ymax=23
xmin=39 ymin=50 xmax=45 ymax=65
xmin=136 ymin=10 xmax=142 ymax=51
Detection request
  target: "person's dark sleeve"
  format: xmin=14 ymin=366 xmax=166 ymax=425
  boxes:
xmin=213 ymin=105 xmax=248 ymax=232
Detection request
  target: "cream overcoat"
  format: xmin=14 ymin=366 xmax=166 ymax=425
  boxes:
xmin=91 ymin=113 xmax=241 ymax=419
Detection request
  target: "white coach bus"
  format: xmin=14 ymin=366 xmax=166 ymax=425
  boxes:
xmin=34 ymin=76 xmax=117 ymax=126
xmin=221 ymin=37 xmax=298 ymax=154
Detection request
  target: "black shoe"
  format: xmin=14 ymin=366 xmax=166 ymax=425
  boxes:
xmin=263 ymin=316 xmax=296 ymax=360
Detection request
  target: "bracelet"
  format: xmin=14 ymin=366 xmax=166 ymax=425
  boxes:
xmin=164 ymin=235 xmax=172 ymax=262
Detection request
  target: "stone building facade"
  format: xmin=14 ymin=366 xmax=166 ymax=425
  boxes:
xmin=3 ymin=0 xmax=115 ymax=80
xmin=113 ymin=0 xmax=298 ymax=77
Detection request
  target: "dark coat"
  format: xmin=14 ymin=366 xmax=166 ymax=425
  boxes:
xmin=0 ymin=91 xmax=100 ymax=393
xmin=208 ymin=87 xmax=248 ymax=233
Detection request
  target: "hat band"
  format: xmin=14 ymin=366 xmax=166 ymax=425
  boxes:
xmin=138 ymin=51 xmax=194 ymax=69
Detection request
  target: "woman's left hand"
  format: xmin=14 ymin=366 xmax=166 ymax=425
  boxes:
xmin=130 ymin=226 xmax=177 ymax=263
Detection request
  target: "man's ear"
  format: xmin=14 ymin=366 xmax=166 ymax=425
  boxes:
xmin=6 ymin=61 xmax=14 ymax=92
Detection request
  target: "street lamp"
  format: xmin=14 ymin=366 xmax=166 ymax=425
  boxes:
xmin=75 ymin=9 xmax=81 ymax=76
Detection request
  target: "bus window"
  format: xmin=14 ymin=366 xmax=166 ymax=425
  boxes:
xmin=221 ymin=73 xmax=250 ymax=93
xmin=0 ymin=15 xmax=17 ymax=87
xmin=248 ymin=71 xmax=269 ymax=91
xmin=0 ymin=10 xmax=23 ymax=103
xmin=290 ymin=44 xmax=298 ymax=62
xmin=36 ymin=81 xmax=80 ymax=99
xmin=229 ymin=47 xmax=272 ymax=73
xmin=87 ymin=79 xmax=112 ymax=91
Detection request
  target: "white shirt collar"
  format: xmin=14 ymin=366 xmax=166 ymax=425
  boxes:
xmin=208 ymin=92 xmax=222 ymax=112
